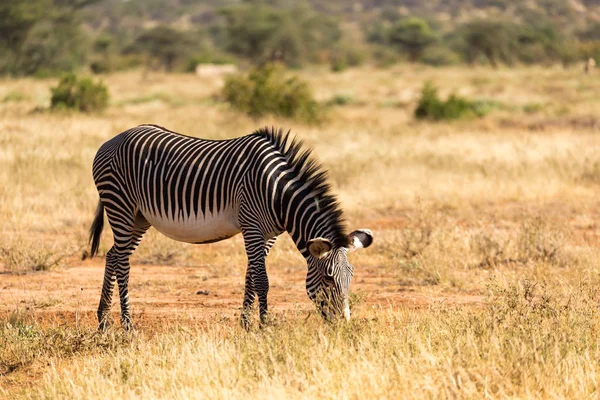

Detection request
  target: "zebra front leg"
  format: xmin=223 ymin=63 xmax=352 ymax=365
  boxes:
xmin=240 ymin=262 xmax=270 ymax=328
xmin=240 ymin=266 xmax=256 ymax=330
xmin=254 ymin=263 xmax=270 ymax=326
xmin=240 ymin=230 xmax=270 ymax=329
xmin=97 ymin=247 xmax=117 ymax=331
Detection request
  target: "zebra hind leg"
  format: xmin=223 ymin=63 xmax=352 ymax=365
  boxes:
xmin=118 ymin=214 xmax=150 ymax=330
xmin=101 ymin=210 xmax=150 ymax=331
xmin=97 ymin=246 xmax=118 ymax=331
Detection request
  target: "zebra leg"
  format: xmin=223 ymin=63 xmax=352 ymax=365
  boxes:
xmin=115 ymin=214 xmax=150 ymax=330
xmin=240 ymin=265 xmax=256 ymax=330
xmin=101 ymin=208 xmax=149 ymax=331
xmin=264 ymin=236 xmax=277 ymax=256
xmin=97 ymin=247 xmax=118 ymax=331
xmin=240 ymin=230 xmax=268 ymax=330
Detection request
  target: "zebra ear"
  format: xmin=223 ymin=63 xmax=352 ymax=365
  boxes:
xmin=307 ymin=238 xmax=332 ymax=259
xmin=347 ymin=229 xmax=373 ymax=252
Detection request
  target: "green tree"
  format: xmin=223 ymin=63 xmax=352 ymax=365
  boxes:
xmin=456 ymin=20 xmax=519 ymax=67
xmin=218 ymin=1 xmax=341 ymax=67
xmin=0 ymin=0 xmax=100 ymax=76
xmin=17 ymin=18 xmax=88 ymax=76
xmin=126 ymin=26 xmax=199 ymax=72
xmin=388 ymin=17 xmax=437 ymax=62
xmin=0 ymin=0 xmax=49 ymax=54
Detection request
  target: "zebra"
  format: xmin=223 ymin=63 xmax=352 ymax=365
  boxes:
xmin=88 ymin=124 xmax=373 ymax=330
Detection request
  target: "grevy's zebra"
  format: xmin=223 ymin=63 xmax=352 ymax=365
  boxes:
xmin=89 ymin=124 xmax=373 ymax=330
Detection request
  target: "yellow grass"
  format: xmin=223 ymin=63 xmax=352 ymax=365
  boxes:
xmin=2 ymin=65 xmax=600 ymax=398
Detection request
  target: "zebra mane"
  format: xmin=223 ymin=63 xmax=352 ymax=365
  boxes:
xmin=252 ymin=127 xmax=349 ymax=248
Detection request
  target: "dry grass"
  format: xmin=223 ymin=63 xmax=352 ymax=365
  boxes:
xmin=4 ymin=281 xmax=600 ymax=399
xmin=1 ymin=64 xmax=600 ymax=398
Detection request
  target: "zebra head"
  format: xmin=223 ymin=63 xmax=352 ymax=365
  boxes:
xmin=306 ymin=229 xmax=373 ymax=321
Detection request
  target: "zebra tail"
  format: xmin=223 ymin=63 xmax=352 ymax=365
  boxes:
xmin=89 ymin=200 xmax=105 ymax=258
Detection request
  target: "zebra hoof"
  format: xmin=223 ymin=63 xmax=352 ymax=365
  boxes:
xmin=240 ymin=314 xmax=252 ymax=331
xmin=98 ymin=320 xmax=111 ymax=332
xmin=121 ymin=318 xmax=134 ymax=331
xmin=259 ymin=313 xmax=271 ymax=328
xmin=97 ymin=314 xmax=112 ymax=332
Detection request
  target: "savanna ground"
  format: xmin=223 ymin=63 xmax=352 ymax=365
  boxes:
xmin=1 ymin=65 xmax=600 ymax=399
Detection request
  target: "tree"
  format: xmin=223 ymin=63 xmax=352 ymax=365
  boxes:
xmin=217 ymin=1 xmax=341 ymax=67
xmin=388 ymin=17 xmax=437 ymax=62
xmin=0 ymin=0 xmax=49 ymax=54
xmin=126 ymin=26 xmax=199 ymax=72
xmin=0 ymin=0 xmax=100 ymax=75
xmin=456 ymin=20 xmax=519 ymax=67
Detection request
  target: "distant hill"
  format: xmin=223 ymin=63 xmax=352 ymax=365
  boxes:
xmin=83 ymin=0 xmax=600 ymax=33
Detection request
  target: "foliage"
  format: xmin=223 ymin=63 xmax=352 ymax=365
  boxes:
xmin=18 ymin=19 xmax=89 ymax=77
xmin=125 ymin=26 xmax=200 ymax=72
xmin=388 ymin=17 xmax=438 ymax=62
xmin=414 ymin=81 xmax=494 ymax=121
xmin=454 ymin=20 xmax=519 ymax=67
xmin=3 ymin=0 xmax=600 ymax=76
xmin=223 ymin=63 xmax=320 ymax=122
xmin=0 ymin=0 xmax=98 ymax=76
xmin=218 ymin=2 xmax=341 ymax=67
xmin=50 ymin=73 xmax=109 ymax=112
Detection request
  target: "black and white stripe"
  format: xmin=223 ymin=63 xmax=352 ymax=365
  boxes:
xmin=89 ymin=125 xmax=373 ymax=329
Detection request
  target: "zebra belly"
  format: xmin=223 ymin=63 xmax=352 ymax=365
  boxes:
xmin=142 ymin=209 xmax=241 ymax=244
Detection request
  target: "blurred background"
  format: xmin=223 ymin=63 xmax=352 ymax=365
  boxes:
xmin=2 ymin=0 xmax=600 ymax=77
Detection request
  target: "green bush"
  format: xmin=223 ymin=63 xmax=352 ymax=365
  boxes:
xmin=415 ymin=81 xmax=494 ymax=121
xmin=223 ymin=64 xmax=321 ymax=123
xmin=50 ymin=73 xmax=109 ymax=113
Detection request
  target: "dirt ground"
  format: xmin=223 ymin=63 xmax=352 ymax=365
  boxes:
xmin=0 ymin=256 xmax=484 ymax=330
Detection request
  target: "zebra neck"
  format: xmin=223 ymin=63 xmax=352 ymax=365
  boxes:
xmin=281 ymin=184 xmax=332 ymax=257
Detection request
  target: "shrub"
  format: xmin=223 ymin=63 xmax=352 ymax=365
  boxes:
xmin=50 ymin=73 xmax=109 ymax=113
xmin=223 ymin=64 xmax=321 ymax=123
xmin=414 ymin=81 xmax=495 ymax=121
xmin=415 ymin=82 xmax=471 ymax=121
